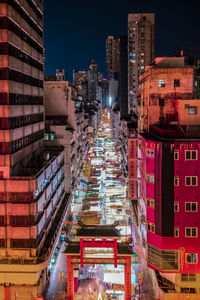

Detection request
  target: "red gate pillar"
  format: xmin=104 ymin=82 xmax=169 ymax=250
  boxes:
xmin=124 ymin=256 xmax=131 ymax=300
xmin=67 ymin=256 xmax=74 ymax=300
xmin=4 ymin=287 xmax=11 ymax=300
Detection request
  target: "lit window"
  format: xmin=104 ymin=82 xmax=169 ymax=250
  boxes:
xmin=147 ymin=175 xmax=150 ymax=182
xmin=174 ymin=150 xmax=179 ymax=160
xmin=130 ymin=59 xmax=136 ymax=63
xmin=158 ymin=80 xmax=165 ymax=87
xmin=174 ymin=79 xmax=180 ymax=87
xmin=130 ymin=53 xmax=136 ymax=57
xmin=188 ymin=106 xmax=197 ymax=115
xmin=174 ymin=227 xmax=179 ymax=237
xmin=186 ymin=253 xmax=198 ymax=264
xmin=185 ymin=150 xmax=197 ymax=160
xmin=174 ymin=177 xmax=179 ymax=186
xmin=185 ymin=202 xmax=197 ymax=212
xmin=185 ymin=227 xmax=198 ymax=237
xmin=151 ymin=152 xmax=154 ymax=158
xmin=141 ymin=66 xmax=145 ymax=69
xmin=174 ymin=202 xmax=179 ymax=212
xmin=141 ymin=53 xmax=144 ymax=56
xmin=185 ymin=176 xmax=198 ymax=186
xmin=150 ymin=176 xmax=154 ymax=183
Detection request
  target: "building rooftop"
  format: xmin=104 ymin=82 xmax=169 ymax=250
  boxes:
xmin=64 ymin=241 xmax=134 ymax=256
xmin=76 ymin=222 xmax=121 ymax=238
xmin=12 ymin=147 xmax=64 ymax=178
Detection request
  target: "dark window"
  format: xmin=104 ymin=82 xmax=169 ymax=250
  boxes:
xmin=0 ymin=239 xmax=6 ymax=248
xmin=10 ymin=239 xmax=35 ymax=248
xmin=0 ymin=68 xmax=43 ymax=88
xmin=181 ymin=288 xmax=196 ymax=294
xmin=0 ymin=43 xmax=43 ymax=71
xmin=0 ymin=216 xmax=6 ymax=226
xmin=0 ymin=17 xmax=43 ymax=54
xmin=181 ymin=274 xmax=196 ymax=282
xmin=174 ymin=79 xmax=180 ymax=87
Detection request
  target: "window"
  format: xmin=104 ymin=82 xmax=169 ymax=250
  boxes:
xmin=174 ymin=202 xmax=179 ymax=212
xmin=174 ymin=227 xmax=179 ymax=237
xmin=158 ymin=79 xmax=165 ymax=87
xmin=147 ymin=222 xmax=155 ymax=233
xmin=181 ymin=288 xmax=196 ymax=294
xmin=130 ymin=59 xmax=136 ymax=63
xmin=185 ymin=176 xmax=198 ymax=186
xmin=174 ymin=150 xmax=179 ymax=160
xmin=186 ymin=253 xmax=198 ymax=264
xmin=185 ymin=202 xmax=197 ymax=212
xmin=174 ymin=79 xmax=180 ymax=87
xmin=188 ymin=106 xmax=197 ymax=115
xmin=147 ymin=174 xmax=154 ymax=183
xmin=181 ymin=274 xmax=196 ymax=282
xmin=147 ymin=199 xmax=155 ymax=208
xmin=174 ymin=177 xmax=179 ymax=186
xmin=185 ymin=227 xmax=198 ymax=237
xmin=185 ymin=150 xmax=197 ymax=160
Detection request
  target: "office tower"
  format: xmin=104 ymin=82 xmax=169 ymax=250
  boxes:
xmin=56 ymin=69 xmax=65 ymax=81
xmin=88 ymin=60 xmax=98 ymax=102
xmin=73 ymin=70 xmax=88 ymax=90
xmin=128 ymin=13 xmax=154 ymax=115
xmin=106 ymin=36 xmax=120 ymax=79
xmin=119 ymin=35 xmax=128 ymax=118
xmin=0 ymin=1 xmax=66 ymax=298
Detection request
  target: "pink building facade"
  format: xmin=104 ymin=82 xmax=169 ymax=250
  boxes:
xmin=138 ymin=125 xmax=200 ymax=275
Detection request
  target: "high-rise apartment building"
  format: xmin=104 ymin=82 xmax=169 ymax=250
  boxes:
xmin=0 ymin=1 xmax=67 ymax=298
xmin=128 ymin=13 xmax=154 ymax=115
xmin=106 ymin=36 xmax=120 ymax=79
xmin=119 ymin=35 xmax=128 ymax=118
xmin=132 ymin=56 xmax=200 ymax=298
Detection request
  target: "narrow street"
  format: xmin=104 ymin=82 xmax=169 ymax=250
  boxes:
xmin=44 ymin=110 xmax=156 ymax=300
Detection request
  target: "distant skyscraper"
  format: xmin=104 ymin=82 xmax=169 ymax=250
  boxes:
xmin=119 ymin=35 xmax=128 ymax=118
xmin=56 ymin=69 xmax=65 ymax=81
xmin=73 ymin=70 xmax=88 ymax=88
xmin=128 ymin=13 xmax=155 ymax=115
xmin=106 ymin=36 xmax=120 ymax=79
xmin=88 ymin=60 xmax=98 ymax=101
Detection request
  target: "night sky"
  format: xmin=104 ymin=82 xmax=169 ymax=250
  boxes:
xmin=44 ymin=0 xmax=200 ymax=81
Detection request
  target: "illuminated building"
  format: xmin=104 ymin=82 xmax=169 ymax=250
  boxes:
xmin=44 ymin=81 xmax=89 ymax=192
xmin=0 ymin=1 xmax=67 ymax=298
xmin=119 ymin=35 xmax=128 ymax=118
xmin=88 ymin=60 xmax=98 ymax=102
xmin=135 ymin=56 xmax=200 ymax=297
xmin=73 ymin=69 xmax=88 ymax=98
xmin=106 ymin=36 xmax=120 ymax=79
xmin=128 ymin=13 xmax=154 ymax=115
xmin=56 ymin=69 xmax=65 ymax=81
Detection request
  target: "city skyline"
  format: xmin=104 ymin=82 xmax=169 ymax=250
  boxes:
xmin=44 ymin=0 xmax=200 ymax=80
